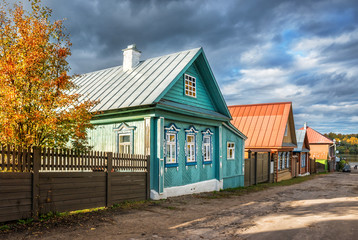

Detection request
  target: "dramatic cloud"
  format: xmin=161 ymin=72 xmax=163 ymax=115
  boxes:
xmin=8 ymin=0 xmax=358 ymax=133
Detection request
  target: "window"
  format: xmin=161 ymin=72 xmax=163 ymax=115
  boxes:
xmin=185 ymin=126 xmax=198 ymax=165
xmin=301 ymin=153 xmax=306 ymax=168
xmin=286 ymin=152 xmax=290 ymax=168
xmin=186 ymin=134 xmax=196 ymax=163
xmin=166 ymin=133 xmax=177 ymax=165
xmin=278 ymin=152 xmax=282 ymax=170
xmin=185 ymin=74 xmax=196 ymax=98
xmin=284 ymin=124 xmax=288 ymax=136
xmin=114 ymin=122 xmax=135 ymax=154
xmin=119 ymin=134 xmax=131 ymax=154
xmin=164 ymin=123 xmax=180 ymax=167
xmin=202 ymin=129 xmax=213 ymax=164
xmin=203 ymin=136 xmax=211 ymax=162
xmin=227 ymin=142 xmax=235 ymax=160
xmin=282 ymin=152 xmax=286 ymax=169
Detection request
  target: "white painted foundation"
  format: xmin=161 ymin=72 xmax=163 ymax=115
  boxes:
xmin=298 ymin=172 xmax=310 ymax=177
xmin=150 ymin=179 xmax=223 ymax=200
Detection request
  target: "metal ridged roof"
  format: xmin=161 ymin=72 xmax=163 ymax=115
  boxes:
xmin=299 ymin=126 xmax=333 ymax=144
xmin=72 ymin=48 xmax=201 ymax=111
xmin=228 ymin=102 xmax=292 ymax=148
xmin=294 ymin=129 xmax=308 ymax=152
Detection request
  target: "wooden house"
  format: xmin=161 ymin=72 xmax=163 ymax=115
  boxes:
xmin=228 ymin=102 xmax=297 ymax=183
xmin=292 ymin=128 xmax=310 ymax=176
xmin=300 ymin=124 xmax=334 ymax=171
xmin=72 ymin=44 xmax=247 ymax=199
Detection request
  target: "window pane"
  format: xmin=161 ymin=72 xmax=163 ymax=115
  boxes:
xmin=120 ymin=135 xmax=130 ymax=143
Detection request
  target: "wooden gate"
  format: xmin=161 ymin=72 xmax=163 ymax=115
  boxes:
xmin=244 ymin=152 xmax=270 ymax=186
xmin=291 ymin=155 xmax=299 ymax=177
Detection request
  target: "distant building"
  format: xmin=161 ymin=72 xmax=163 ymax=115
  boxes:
xmin=299 ymin=124 xmax=335 ymax=172
xmin=229 ymin=102 xmax=297 ymax=183
xmin=293 ymin=128 xmax=310 ymax=176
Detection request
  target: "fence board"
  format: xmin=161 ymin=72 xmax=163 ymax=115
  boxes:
xmin=0 ymin=146 xmax=149 ymax=223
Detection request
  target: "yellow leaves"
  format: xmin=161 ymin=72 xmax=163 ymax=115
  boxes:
xmin=0 ymin=0 xmax=97 ymax=149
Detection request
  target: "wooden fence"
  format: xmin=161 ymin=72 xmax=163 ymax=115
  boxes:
xmin=0 ymin=147 xmax=150 ymax=223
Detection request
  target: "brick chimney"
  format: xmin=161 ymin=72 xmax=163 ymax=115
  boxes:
xmin=122 ymin=44 xmax=141 ymax=71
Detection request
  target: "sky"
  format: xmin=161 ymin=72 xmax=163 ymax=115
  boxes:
xmin=10 ymin=0 xmax=358 ymax=134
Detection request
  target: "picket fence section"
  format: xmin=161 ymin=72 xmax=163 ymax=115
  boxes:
xmin=0 ymin=146 xmax=150 ymax=223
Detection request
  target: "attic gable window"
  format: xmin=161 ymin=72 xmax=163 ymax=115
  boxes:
xmin=185 ymin=74 xmax=196 ymax=98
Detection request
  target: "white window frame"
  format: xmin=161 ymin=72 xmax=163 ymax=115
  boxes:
xmin=227 ymin=142 xmax=235 ymax=160
xmin=202 ymin=128 xmax=213 ymax=164
xmin=203 ymin=136 xmax=211 ymax=162
xmin=184 ymin=126 xmax=198 ymax=166
xmin=164 ymin=123 xmax=180 ymax=167
xmin=166 ymin=133 xmax=177 ymax=165
xmin=118 ymin=134 xmax=131 ymax=154
xmin=186 ymin=134 xmax=196 ymax=164
xmin=184 ymin=74 xmax=196 ymax=98
xmin=114 ymin=122 xmax=135 ymax=154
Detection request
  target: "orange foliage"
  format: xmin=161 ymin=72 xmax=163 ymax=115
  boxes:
xmin=0 ymin=0 xmax=97 ymax=149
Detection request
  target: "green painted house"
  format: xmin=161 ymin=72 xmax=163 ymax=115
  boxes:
xmin=73 ymin=44 xmax=246 ymax=199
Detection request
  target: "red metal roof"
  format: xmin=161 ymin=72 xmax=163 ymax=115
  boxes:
xmin=299 ymin=126 xmax=333 ymax=144
xmin=228 ymin=102 xmax=292 ymax=148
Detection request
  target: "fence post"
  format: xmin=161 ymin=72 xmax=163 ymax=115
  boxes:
xmin=106 ymin=152 xmax=112 ymax=207
xmin=32 ymin=147 xmax=41 ymax=219
xmin=146 ymin=155 xmax=151 ymax=200
xmin=248 ymin=150 xmax=251 ymax=186
xmin=254 ymin=152 xmax=258 ymax=185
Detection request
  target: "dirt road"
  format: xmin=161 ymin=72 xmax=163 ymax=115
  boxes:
xmin=3 ymin=172 xmax=358 ymax=239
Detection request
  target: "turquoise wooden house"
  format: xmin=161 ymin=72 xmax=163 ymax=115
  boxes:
xmin=73 ymin=44 xmax=246 ymax=199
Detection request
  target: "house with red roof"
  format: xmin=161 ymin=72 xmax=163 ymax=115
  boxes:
xmin=299 ymin=124 xmax=335 ymax=172
xmin=228 ymin=102 xmax=297 ymax=183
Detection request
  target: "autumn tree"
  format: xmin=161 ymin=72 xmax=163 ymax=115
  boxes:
xmin=0 ymin=0 xmax=97 ymax=149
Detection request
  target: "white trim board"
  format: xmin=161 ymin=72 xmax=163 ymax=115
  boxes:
xmin=150 ymin=179 xmax=223 ymax=200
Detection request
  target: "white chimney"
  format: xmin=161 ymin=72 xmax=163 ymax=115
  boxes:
xmin=122 ymin=44 xmax=141 ymax=71
xmin=304 ymin=122 xmax=307 ymax=130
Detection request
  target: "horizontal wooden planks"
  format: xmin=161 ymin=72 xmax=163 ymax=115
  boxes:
xmin=0 ymin=172 xmax=32 ymax=223
xmin=111 ymin=172 xmax=146 ymax=203
xmin=38 ymin=173 xmax=106 ymax=214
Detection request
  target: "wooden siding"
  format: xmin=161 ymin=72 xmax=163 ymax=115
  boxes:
xmin=309 ymin=144 xmax=330 ymax=160
xmin=277 ymin=169 xmax=292 ymax=182
xmin=88 ymin=120 xmax=145 ymax=154
xmin=282 ymin=107 xmax=296 ymax=145
xmin=163 ymin=120 xmax=217 ymax=188
xmin=162 ymin=63 xmax=216 ymax=112
xmin=221 ymin=125 xmax=244 ymax=189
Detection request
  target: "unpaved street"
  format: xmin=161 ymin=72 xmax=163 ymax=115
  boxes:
xmin=3 ymin=172 xmax=358 ymax=239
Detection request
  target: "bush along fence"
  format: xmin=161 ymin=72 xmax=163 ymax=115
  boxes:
xmin=0 ymin=146 xmax=150 ymax=223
